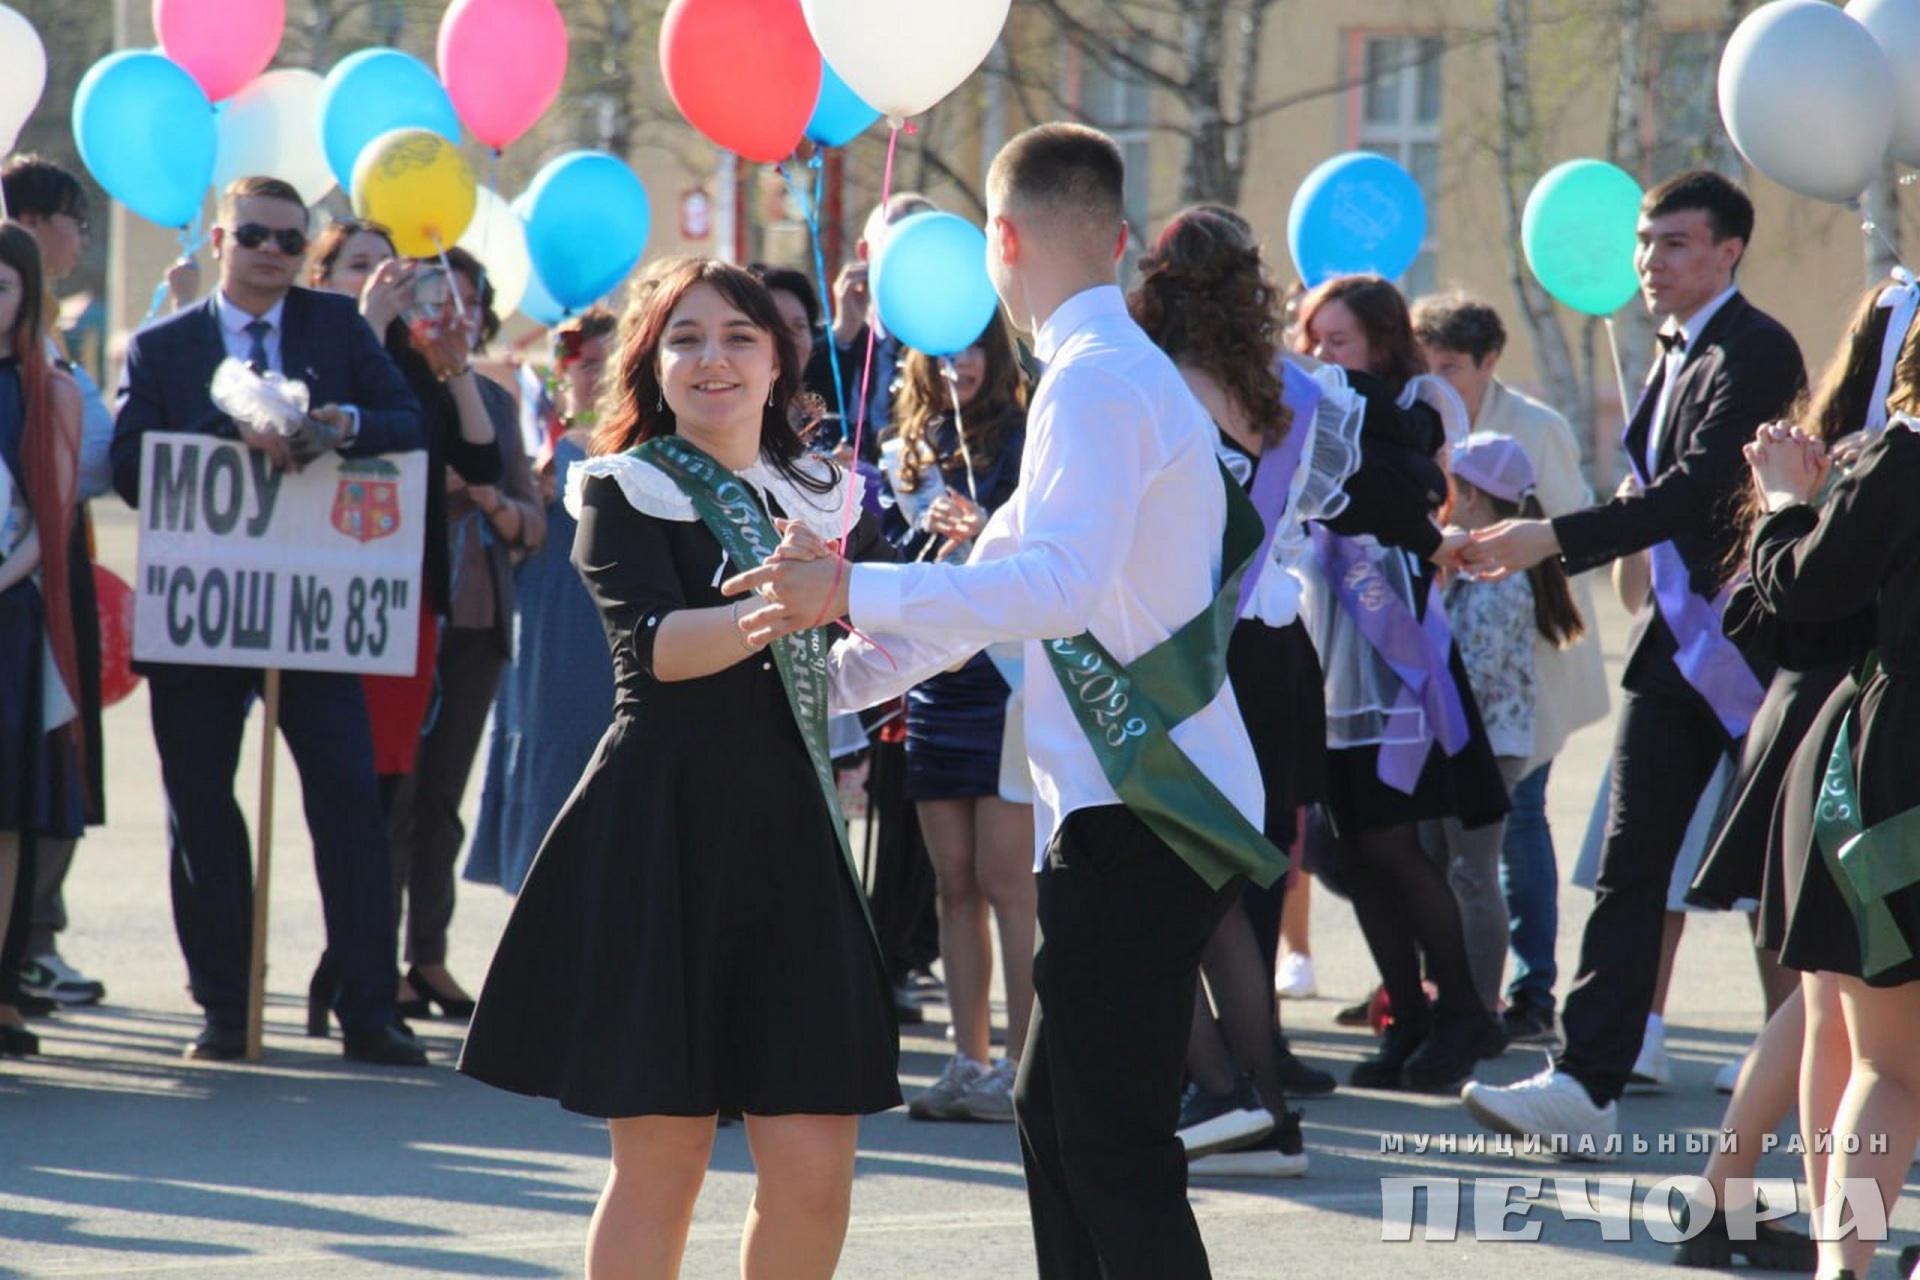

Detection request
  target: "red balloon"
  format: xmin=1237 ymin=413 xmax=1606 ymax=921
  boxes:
xmin=92 ymin=564 xmax=139 ymax=707
xmin=437 ymin=0 xmax=569 ymax=151
xmin=659 ymin=0 xmax=821 ymax=164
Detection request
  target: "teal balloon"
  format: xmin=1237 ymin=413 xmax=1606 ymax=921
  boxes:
xmin=318 ymin=48 xmax=460 ymax=193
xmin=1522 ymin=160 xmax=1644 ymax=316
xmin=871 ymin=211 xmax=999 ymax=357
xmin=73 ymin=51 xmax=216 ymax=229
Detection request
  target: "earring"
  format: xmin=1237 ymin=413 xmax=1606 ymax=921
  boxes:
xmin=655 ymin=389 xmax=663 ymax=412
xmin=767 ymin=387 xmax=776 ymax=407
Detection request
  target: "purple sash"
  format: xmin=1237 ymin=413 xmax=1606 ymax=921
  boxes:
xmin=1312 ymin=525 xmax=1471 ymax=793
xmin=1624 ymin=420 xmax=1766 ymax=737
xmin=1235 ymin=363 xmax=1320 ymax=616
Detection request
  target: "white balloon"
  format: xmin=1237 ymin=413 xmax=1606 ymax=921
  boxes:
xmin=1718 ymin=0 xmax=1894 ymax=204
xmin=457 ymin=186 xmax=532 ymax=320
xmin=0 ymin=4 xmax=48 ymax=157
xmin=1846 ymin=0 xmax=1920 ymax=169
xmin=213 ymin=69 xmax=335 ymax=204
xmin=801 ymin=0 xmax=1009 ymax=119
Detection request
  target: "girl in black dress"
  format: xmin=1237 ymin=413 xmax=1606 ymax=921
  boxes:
xmin=460 ymin=260 xmax=899 ymax=1280
xmin=1745 ymin=337 xmax=1920 ymax=1280
xmin=1128 ymin=206 xmax=1359 ymax=1165
xmin=1295 ymin=275 xmax=1510 ymax=1091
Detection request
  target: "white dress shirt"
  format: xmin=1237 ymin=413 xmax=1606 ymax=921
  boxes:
xmin=1645 ymin=284 xmax=1737 ymax=469
xmin=215 ymin=291 xmax=287 ymax=372
xmin=833 ymin=284 xmax=1265 ymax=866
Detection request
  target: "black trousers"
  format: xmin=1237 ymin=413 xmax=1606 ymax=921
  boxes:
xmin=149 ymin=666 xmax=399 ymax=1033
xmin=1015 ymin=805 xmax=1239 ymax=1280
xmin=389 ymin=626 xmax=504 ymax=966
xmin=1558 ymin=687 xmax=1727 ymax=1104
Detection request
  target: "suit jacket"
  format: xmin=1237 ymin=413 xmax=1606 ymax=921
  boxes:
xmin=1552 ymin=291 xmax=1804 ymax=704
xmin=110 ymin=287 xmax=424 ymax=506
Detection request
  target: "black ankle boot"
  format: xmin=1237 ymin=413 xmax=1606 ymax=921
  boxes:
xmin=306 ymin=955 xmax=335 ymax=1038
xmin=1403 ymin=1008 xmax=1503 ymax=1092
xmin=1350 ymin=1020 xmax=1427 ymax=1089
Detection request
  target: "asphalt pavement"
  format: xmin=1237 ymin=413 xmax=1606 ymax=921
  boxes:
xmin=1 ymin=506 xmax=1914 ymax=1278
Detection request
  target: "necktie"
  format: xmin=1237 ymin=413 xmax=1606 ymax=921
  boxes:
xmin=1656 ymin=327 xmax=1687 ymax=355
xmin=244 ymin=319 xmax=272 ymax=374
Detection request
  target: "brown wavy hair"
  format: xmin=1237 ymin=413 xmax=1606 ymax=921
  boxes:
xmin=590 ymin=258 xmax=828 ymax=492
xmin=1 ymin=223 xmax=80 ymax=764
xmin=1129 ymin=204 xmax=1291 ymax=449
xmin=1296 ymin=274 xmax=1427 ymax=396
xmin=889 ymin=308 xmax=1028 ymax=495
xmin=306 ymin=218 xmax=395 ymax=286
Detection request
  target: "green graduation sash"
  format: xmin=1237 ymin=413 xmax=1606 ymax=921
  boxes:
xmin=1813 ymin=654 xmax=1920 ymax=978
xmin=634 ymin=437 xmax=874 ymax=936
xmin=1043 ymin=469 xmax=1287 ymax=890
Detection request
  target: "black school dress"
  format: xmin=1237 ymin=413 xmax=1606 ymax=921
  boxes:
xmin=458 ymin=461 xmax=902 ymax=1117
xmin=1750 ymin=426 xmax=1920 ymax=985
xmin=1309 ymin=372 xmax=1509 ymax=838
xmin=1686 ymin=582 xmax=1873 ymax=937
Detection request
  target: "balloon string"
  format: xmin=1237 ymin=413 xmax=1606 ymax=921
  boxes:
xmin=776 ymin=156 xmax=851 ymax=441
xmin=838 ymin=120 xmax=901 ymax=548
xmin=939 ymin=355 xmax=979 ymax=501
xmin=430 ymin=231 xmax=467 ymax=323
xmin=1602 ymin=316 xmax=1630 ymax=423
xmin=140 ymin=211 xmax=208 ymax=326
xmin=1853 ymin=197 xmax=1910 ymax=275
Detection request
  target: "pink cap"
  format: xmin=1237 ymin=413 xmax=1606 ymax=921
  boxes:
xmin=1451 ymin=431 xmax=1536 ymax=504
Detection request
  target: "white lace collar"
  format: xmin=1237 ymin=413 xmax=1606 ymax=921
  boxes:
xmin=564 ymin=449 xmax=866 ymax=545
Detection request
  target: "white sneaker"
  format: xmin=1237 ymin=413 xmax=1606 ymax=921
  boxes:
xmin=1627 ymin=1022 xmax=1669 ymax=1093
xmin=908 ymin=1055 xmax=985 ymax=1121
xmin=1461 ymin=1065 xmax=1619 ymax=1161
xmin=1713 ymin=1057 xmax=1746 ymax=1095
xmin=1274 ymin=952 xmax=1317 ymax=1000
xmin=19 ymin=952 xmax=106 ymax=1006
xmin=1189 ymin=1109 xmax=1308 ymax=1178
xmin=955 ymin=1058 xmax=1017 ymax=1122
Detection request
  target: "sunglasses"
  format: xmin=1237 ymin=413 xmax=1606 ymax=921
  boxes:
xmin=228 ymin=223 xmax=308 ymax=255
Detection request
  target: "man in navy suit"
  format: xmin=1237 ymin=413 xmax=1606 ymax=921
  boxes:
xmin=112 ymin=176 xmax=429 ymax=1064
xmin=1455 ymin=171 xmax=1805 ymax=1160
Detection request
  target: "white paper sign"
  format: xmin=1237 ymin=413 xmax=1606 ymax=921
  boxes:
xmin=133 ymin=432 xmax=428 ymax=675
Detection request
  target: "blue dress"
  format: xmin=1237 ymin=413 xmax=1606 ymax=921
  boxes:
xmin=464 ymin=437 xmax=615 ymax=893
xmin=882 ymin=413 xmax=1026 ymax=801
xmin=0 ymin=358 xmax=81 ymax=838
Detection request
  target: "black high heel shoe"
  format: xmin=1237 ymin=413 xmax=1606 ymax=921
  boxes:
xmin=307 ymin=955 xmax=336 ymax=1038
xmin=403 ymin=966 xmax=475 ymax=1020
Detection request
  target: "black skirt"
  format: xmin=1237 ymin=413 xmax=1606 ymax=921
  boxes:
xmin=1229 ymin=618 xmax=1327 ymax=821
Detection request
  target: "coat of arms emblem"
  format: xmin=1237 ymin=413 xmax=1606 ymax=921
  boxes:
xmin=331 ymin=459 xmax=403 ymax=543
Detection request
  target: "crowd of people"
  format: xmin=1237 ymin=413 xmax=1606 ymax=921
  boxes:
xmin=2 ymin=122 xmax=1919 ymax=1280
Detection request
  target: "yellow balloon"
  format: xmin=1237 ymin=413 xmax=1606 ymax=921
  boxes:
xmin=350 ymin=128 xmax=476 ymax=258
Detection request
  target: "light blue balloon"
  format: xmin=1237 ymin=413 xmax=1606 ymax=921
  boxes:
xmin=318 ymin=48 xmax=461 ymax=194
xmin=1286 ymin=151 xmax=1427 ymax=287
xmin=72 ymin=51 xmax=216 ymax=229
xmin=1523 ymin=160 xmax=1644 ymax=316
xmin=520 ymin=152 xmax=651 ymax=313
xmin=806 ymin=62 xmax=880 ymax=148
xmin=871 ymin=211 xmax=1000 ymax=358
xmin=516 ymin=253 xmax=568 ymax=327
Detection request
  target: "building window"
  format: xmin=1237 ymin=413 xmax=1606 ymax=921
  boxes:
xmin=1071 ymin=43 xmax=1151 ymax=279
xmin=1348 ymin=32 xmax=1442 ymax=299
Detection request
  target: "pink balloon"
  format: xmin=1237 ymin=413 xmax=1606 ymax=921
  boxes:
xmin=152 ymin=0 xmax=283 ymax=103
xmin=437 ymin=0 xmax=568 ymax=151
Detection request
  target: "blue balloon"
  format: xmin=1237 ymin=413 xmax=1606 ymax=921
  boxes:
xmin=806 ymin=62 xmax=880 ymax=148
xmin=519 ymin=152 xmax=651 ymax=313
xmin=72 ymin=51 xmax=216 ymax=229
xmin=1286 ymin=151 xmax=1427 ymax=287
xmin=871 ymin=211 xmax=1000 ymax=358
xmin=318 ymin=49 xmax=461 ymax=194
xmin=516 ymin=255 xmax=568 ymax=327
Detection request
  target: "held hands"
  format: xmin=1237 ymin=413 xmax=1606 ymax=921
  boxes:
xmin=1745 ymin=422 xmax=1828 ymax=512
xmin=360 ymin=258 xmax=415 ymax=336
xmin=721 ymin=518 xmax=852 ymax=648
xmin=1455 ymin=518 xmax=1560 ymax=582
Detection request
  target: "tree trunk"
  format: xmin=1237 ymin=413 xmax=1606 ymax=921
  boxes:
xmin=1492 ymin=0 xmax=1587 ymax=444
xmin=1179 ymin=7 xmax=1231 ymax=205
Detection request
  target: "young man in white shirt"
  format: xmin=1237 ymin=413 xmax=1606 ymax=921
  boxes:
xmin=729 ymin=122 xmax=1281 ymax=1279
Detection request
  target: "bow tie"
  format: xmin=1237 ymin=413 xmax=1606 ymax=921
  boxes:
xmin=1657 ymin=329 xmax=1687 ymax=355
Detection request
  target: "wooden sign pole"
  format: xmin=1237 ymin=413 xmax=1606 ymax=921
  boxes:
xmin=244 ymin=668 xmax=282 ymax=1062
